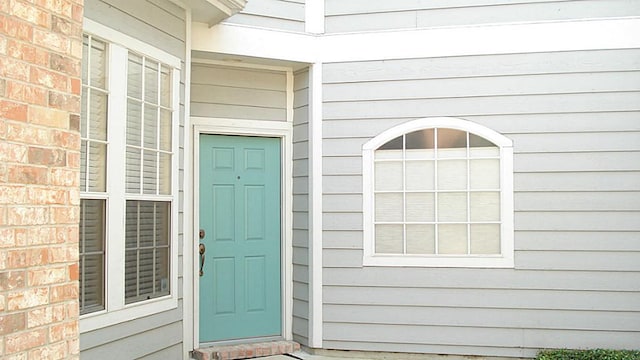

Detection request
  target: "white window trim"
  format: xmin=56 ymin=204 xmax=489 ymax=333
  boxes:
xmin=362 ymin=117 xmax=514 ymax=268
xmin=80 ymin=20 xmax=181 ymax=333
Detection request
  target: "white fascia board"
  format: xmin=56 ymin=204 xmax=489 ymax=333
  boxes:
xmin=191 ymin=22 xmax=318 ymax=63
xmin=192 ymin=18 xmax=640 ymax=64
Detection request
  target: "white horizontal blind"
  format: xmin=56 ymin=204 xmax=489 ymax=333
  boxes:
xmin=374 ymin=128 xmax=501 ymax=255
xmin=79 ymin=34 xmax=108 ymax=315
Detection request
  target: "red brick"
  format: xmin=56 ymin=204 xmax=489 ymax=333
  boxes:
xmin=7 ymin=165 xmax=49 ymax=185
xmin=0 ymin=100 xmax=28 ymax=121
xmin=68 ymin=263 xmax=78 ymax=281
xmin=69 ymin=76 xmax=80 ymax=95
xmin=6 ymin=206 xmax=49 ymax=226
xmin=27 ymin=187 xmax=67 ymax=205
xmin=0 ymin=185 xmax=28 ymax=204
xmin=0 ymin=313 xmax=26 ymax=336
xmin=4 ymin=328 xmax=47 ymax=354
xmin=55 ymin=226 xmax=78 ymax=245
xmin=35 ymin=0 xmax=74 ymax=18
xmin=49 ymin=168 xmax=78 ymax=187
xmin=1 ymin=17 xmax=34 ymax=42
xmin=30 ymin=66 xmax=68 ymax=91
xmin=10 ymin=0 xmax=51 ymax=28
xmin=0 ymin=141 xmax=28 ymax=163
xmin=0 ymin=228 xmax=17 ymax=248
xmin=49 ymin=320 xmax=77 ymax=342
xmin=33 ymin=27 xmax=69 ymax=54
xmin=6 ymin=39 xmax=37 ymax=62
xmin=6 ymin=122 xmax=52 ymax=145
xmin=48 ymin=244 xmax=78 ymax=263
xmin=48 ymin=91 xmax=80 ymax=112
xmin=50 ymin=283 xmax=78 ymax=303
xmin=50 ymin=53 xmax=80 ymax=77
xmin=7 ymin=287 xmax=49 ymax=311
xmin=51 ymin=15 xmax=79 ymax=37
xmin=28 ymin=105 xmax=68 ymax=128
xmin=5 ymin=80 xmax=48 ymax=105
xmin=0 ymin=57 xmax=30 ymax=82
xmin=0 ymin=271 xmax=26 ymax=291
xmin=28 ymin=146 xmax=66 ymax=166
xmin=29 ymin=341 xmax=68 ymax=360
xmin=28 ymin=266 xmax=68 ymax=286
xmin=52 ymin=129 xmax=80 ymax=149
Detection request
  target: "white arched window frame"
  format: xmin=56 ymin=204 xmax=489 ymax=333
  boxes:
xmin=362 ymin=117 xmax=514 ymax=268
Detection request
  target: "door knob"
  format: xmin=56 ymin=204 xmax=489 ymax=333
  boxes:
xmin=199 ymin=243 xmax=206 ymax=276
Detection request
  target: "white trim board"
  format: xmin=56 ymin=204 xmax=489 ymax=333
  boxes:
xmin=193 ymin=17 xmax=640 ymax=63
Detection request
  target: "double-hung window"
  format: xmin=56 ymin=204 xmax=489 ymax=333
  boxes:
xmin=363 ymin=117 xmax=514 ymax=267
xmin=79 ymin=21 xmax=180 ymax=331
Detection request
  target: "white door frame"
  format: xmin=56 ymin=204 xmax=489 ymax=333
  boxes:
xmin=189 ymin=117 xmax=294 ymax=348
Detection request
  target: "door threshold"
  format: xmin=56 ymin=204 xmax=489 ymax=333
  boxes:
xmin=191 ymin=340 xmax=300 ymax=360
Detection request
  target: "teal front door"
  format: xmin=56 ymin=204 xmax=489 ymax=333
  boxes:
xmin=199 ymin=134 xmax=282 ymax=343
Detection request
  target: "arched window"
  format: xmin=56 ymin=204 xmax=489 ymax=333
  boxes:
xmin=363 ymin=117 xmax=514 ymax=267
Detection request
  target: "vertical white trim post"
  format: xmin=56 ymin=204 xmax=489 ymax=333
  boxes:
xmin=305 ymin=0 xmax=325 ymax=34
xmin=308 ymin=63 xmax=323 ymax=348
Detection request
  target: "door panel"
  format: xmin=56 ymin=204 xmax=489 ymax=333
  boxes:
xmin=199 ymin=134 xmax=281 ymax=343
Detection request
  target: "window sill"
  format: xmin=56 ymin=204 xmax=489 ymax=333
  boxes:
xmin=79 ymin=295 xmax=177 ymax=333
xmin=363 ymin=254 xmax=514 ymax=268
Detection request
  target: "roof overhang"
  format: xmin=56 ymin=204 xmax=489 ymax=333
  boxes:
xmin=186 ymin=0 xmax=247 ymax=27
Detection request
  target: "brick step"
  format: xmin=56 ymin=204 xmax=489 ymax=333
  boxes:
xmin=192 ymin=340 xmax=300 ymax=360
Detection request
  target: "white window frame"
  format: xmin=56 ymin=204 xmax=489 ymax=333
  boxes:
xmin=80 ymin=19 xmax=181 ymax=333
xmin=363 ymin=117 xmax=514 ymax=268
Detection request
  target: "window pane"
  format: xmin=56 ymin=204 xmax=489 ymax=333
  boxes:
xmin=80 ymin=89 xmax=88 ymax=138
xmin=406 ymin=192 xmax=434 ymax=222
xmin=82 ymin=35 xmax=89 ymax=85
xmin=470 ymin=192 xmax=500 ymax=222
xmin=470 ymin=224 xmax=500 ymax=254
xmin=406 ymin=129 xmax=435 ymax=149
xmin=80 ymin=141 xmax=87 ymax=191
xmin=438 ymin=224 xmax=467 ymax=254
xmin=437 ymin=192 xmax=467 ymax=222
xmin=374 ymin=161 xmax=403 ymax=191
xmin=406 ymin=225 xmax=435 ymax=254
xmin=145 ymin=60 xmax=159 ymax=104
xmin=143 ymin=150 xmax=158 ymax=194
xmin=90 ymin=39 xmax=107 ymax=89
xmin=89 ymin=90 xmax=107 ymax=141
xmin=126 ymin=147 xmax=141 ymax=193
xmin=126 ymin=99 xmax=142 ymax=146
xmin=144 ymin=105 xmax=158 ymax=149
xmin=128 ymin=53 xmax=143 ymax=99
xmin=378 ymin=135 xmax=403 ymax=150
xmin=375 ymin=193 xmax=403 ymax=222
xmin=375 ymin=225 xmax=403 ymax=254
xmin=159 ymin=152 xmax=172 ymax=195
xmin=79 ymin=199 xmax=105 ymax=315
xmin=437 ymin=160 xmax=467 ymax=190
xmin=469 ymin=159 xmax=500 ymax=189
xmin=125 ymin=201 xmax=171 ymax=304
xmin=469 ymin=133 xmax=496 ymax=148
xmin=437 ymin=128 xmax=467 ymax=148
xmin=160 ymin=109 xmax=172 ymax=151
xmin=375 ymin=149 xmax=402 ymax=160
xmin=88 ymin=142 xmax=106 ymax=192
xmin=406 ymin=160 xmax=434 ymax=190
xmin=160 ymin=65 xmax=171 ymax=107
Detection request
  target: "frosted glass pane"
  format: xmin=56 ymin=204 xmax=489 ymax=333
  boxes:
xmin=470 ymin=192 xmax=500 ymax=221
xmin=470 ymin=159 xmax=500 ymax=189
xmin=126 ymin=147 xmax=141 ymax=193
xmin=406 ymin=193 xmax=434 ymax=222
xmin=406 ymin=161 xmax=434 ymax=191
xmin=375 ymin=150 xmax=402 ymax=160
xmin=375 ymin=193 xmax=403 ymax=222
xmin=145 ymin=60 xmax=159 ymax=104
xmin=406 ymin=225 xmax=435 ymax=254
xmin=437 ymin=160 xmax=467 ymax=190
xmin=379 ymin=136 xmax=403 ymax=150
xmin=144 ymin=105 xmax=158 ymax=149
xmin=89 ymin=90 xmax=107 ymax=141
xmin=375 ymin=161 xmax=403 ymax=191
xmin=437 ymin=148 xmax=467 ymax=159
xmin=128 ymin=54 xmax=143 ymax=99
xmin=470 ymin=224 xmax=500 ymax=254
xmin=438 ymin=224 xmax=467 ymax=254
xmin=160 ymin=65 xmax=171 ymax=107
xmin=405 ymin=149 xmax=435 ymax=160
xmin=406 ymin=129 xmax=435 ymax=149
xmin=160 ymin=109 xmax=172 ymax=151
xmin=437 ymin=192 xmax=467 ymax=222
xmin=437 ymin=128 xmax=466 ymax=148
xmin=159 ymin=152 xmax=172 ymax=195
xmin=469 ymin=147 xmax=500 ymax=157
xmin=88 ymin=142 xmax=106 ymax=192
xmin=143 ymin=150 xmax=158 ymax=195
xmin=375 ymin=225 xmax=403 ymax=254
xmin=127 ymin=99 xmax=142 ymax=146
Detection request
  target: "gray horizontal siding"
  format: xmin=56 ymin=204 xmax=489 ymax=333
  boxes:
xmin=321 ymin=48 xmax=640 ymax=356
xmin=82 ymin=1 xmax=186 ymax=358
xmin=292 ymin=68 xmax=310 ymax=344
xmin=224 ymin=0 xmax=305 ymax=32
xmin=191 ymin=64 xmax=288 ymax=121
xmin=325 ymin=0 xmax=640 ymax=33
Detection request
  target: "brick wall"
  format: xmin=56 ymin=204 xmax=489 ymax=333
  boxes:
xmin=0 ymin=0 xmax=84 ymax=359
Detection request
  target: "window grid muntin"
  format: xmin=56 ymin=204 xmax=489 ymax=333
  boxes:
xmin=373 ymin=128 xmax=501 ymax=256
